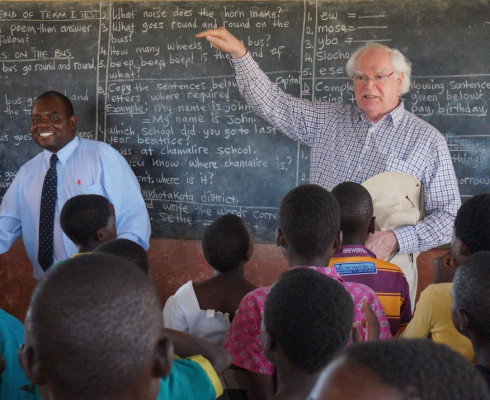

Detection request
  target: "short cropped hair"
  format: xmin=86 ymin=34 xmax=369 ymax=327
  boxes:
xmin=94 ymin=238 xmax=149 ymax=274
xmin=332 ymin=182 xmax=373 ymax=235
xmin=346 ymin=43 xmax=412 ymax=94
xmin=26 ymin=253 xmax=163 ymax=399
xmin=279 ymin=184 xmax=340 ymax=259
xmin=35 ymin=91 xmax=74 ymax=116
xmin=264 ymin=268 xmax=353 ymax=373
xmin=202 ymin=214 xmax=251 ymax=273
xmin=340 ymin=339 xmax=489 ymax=399
xmin=453 ymin=251 xmax=490 ymax=341
xmin=454 ymin=193 xmax=490 ymax=254
xmin=60 ymin=194 xmax=113 ymax=247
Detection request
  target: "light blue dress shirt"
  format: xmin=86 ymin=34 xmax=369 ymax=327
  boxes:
xmin=0 ymin=136 xmax=151 ymax=279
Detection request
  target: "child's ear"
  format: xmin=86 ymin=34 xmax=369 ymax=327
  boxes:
xmin=244 ymin=237 xmax=254 ymax=262
xmin=260 ymin=325 xmax=277 ymax=365
xmin=244 ymin=246 xmax=253 ymax=262
xmin=458 ymin=240 xmax=470 ymax=257
xmin=455 ymin=309 xmax=470 ymax=336
xmin=333 ymin=230 xmax=343 ymax=250
xmin=95 ymin=228 xmax=105 ymax=243
xmin=94 ymin=226 xmax=112 ymax=245
xmin=18 ymin=344 xmax=47 ymax=385
xmin=368 ymin=217 xmax=376 ymax=235
xmin=276 ymin=228 xmax=286 ymax=248
xmin=261 ymin=329 xmax=274 ymax=352
xmin=152 ymin=336 xmax=174 ymax=379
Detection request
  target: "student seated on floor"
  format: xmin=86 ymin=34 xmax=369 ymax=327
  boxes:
xmin=402 ymin=193 xmax=490 ymax=361
xmin=307 ymin=339 xmax=489 ymax=400
xmin=452 ymin=251 xmax=490 ymax=391
xmin=60 ymin=194 xmax=117 ymax=254
xmin=261 ymin=268 xmax=354 ymax=400
xmin=94 ymin=237 xmax=150 ymax=274
xmin=329 ymin=182 xmax=411 ymax=337
xmin=18 ymin=253 xmax=230 ymax=400
xmin=163 ymin=214 xmax=257 ymax=346
xmin=224 ymin=184 xmax=391 ymax=400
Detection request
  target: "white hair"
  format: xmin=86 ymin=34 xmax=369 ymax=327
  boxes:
xmin=346 ymin=42 xmax=412 ymax=94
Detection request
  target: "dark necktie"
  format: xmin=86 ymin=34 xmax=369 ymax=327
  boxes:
xmin=38 ymin=154 xmax=58 ymax=271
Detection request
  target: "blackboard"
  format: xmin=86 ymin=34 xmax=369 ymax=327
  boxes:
xmin=0 ymin=1 xmax=488 ymax=241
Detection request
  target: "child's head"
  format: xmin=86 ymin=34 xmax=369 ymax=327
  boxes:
xmin=94 ymin=238 xmax=150 ymax=274
xmin=331 ymin=182 xmax=374 ymax=241
xmin=452 ymin=251 xmax=490 ymax=343
xmin=60 ymin=194 xmax=117 ymax=251
xmin=202 ymin=214 xmax=253 ymax=273
xmin=263 ymin=268 xmax=353 ymax=373
xmin=308 ymin=339 xmax=489 ymax=400
xmin=452 ymin=193 xmax=490 ymax=259
xmin=19 ymin=253 xmax=173 ymax=400
xmin=277 ymin=184 xmax=340 ymax=260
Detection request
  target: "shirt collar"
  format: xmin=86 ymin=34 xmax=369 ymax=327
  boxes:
xmin=333 ymin=245 xmax=377 ymax=259
xmin=42 ymin=136 xmax=80 ymax=165
xmin=389 ymin=101 xmax=406 ymax=127
xmin=356 ymin=100 xmax=405 ymax=128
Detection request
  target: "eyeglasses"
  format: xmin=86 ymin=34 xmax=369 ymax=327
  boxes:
xmin=352 ymin=71 xmax=396 ymax=85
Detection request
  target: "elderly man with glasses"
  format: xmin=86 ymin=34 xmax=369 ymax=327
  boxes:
xmin=197 ymin=28 xmax=460 ymax=309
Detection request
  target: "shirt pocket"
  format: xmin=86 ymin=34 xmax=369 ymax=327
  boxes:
xmin=66 ymin=181 xmax=105 ymax=197
xmin=386 ymin=155 xmax=421 ymax=179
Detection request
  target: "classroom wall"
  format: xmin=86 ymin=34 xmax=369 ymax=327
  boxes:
xmin=0 ymin=237 xmax=288 ymax=321
xmin=0 ymin=236 xmax=444 ymax=322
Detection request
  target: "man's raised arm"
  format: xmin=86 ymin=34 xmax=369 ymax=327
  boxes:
xmin=196 ymin=27 xmax=247 ymax=59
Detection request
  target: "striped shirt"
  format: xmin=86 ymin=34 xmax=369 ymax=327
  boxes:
xmin=329 ymin=245 xmax=412 ymax=337
xmin=231 ymin=53 xmax=461 ymax=253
